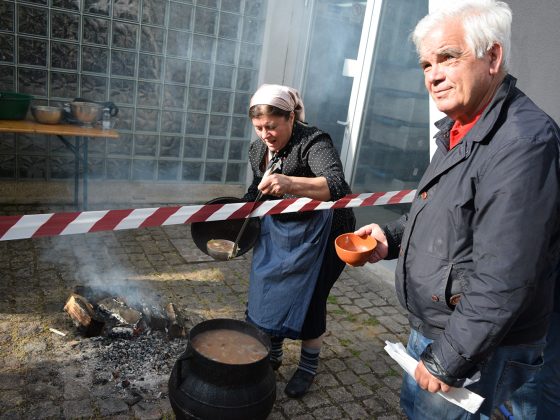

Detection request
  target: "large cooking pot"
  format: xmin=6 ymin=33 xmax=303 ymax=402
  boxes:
xmin=168 ymin=318 xmax=276 ymax=420
xmin=191 ymin=197 xmax=261 ymax=259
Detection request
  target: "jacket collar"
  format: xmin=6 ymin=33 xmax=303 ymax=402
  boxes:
xmin=433 ymin=74 xmax=517 ymax=151
xmin=416 ymin=75 xmax=517 ymax=194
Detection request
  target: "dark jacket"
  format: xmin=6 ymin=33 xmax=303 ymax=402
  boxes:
xmin=243 ymin=121 xmax=355 ymax=239
xmin=383 ymin=75 xmax=560 ymax=384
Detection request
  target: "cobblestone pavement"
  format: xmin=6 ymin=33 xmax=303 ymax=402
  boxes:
xmin=0 ymin=217 xmax=505 ymax=419
xmin=0 ymin=219 xmax=410 ymax=420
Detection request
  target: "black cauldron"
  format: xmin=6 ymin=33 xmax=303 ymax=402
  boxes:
xmin=191 ymin=197 xmax=261 ymax=259
xmin=168 ymin=318 xmax=276 ymax=420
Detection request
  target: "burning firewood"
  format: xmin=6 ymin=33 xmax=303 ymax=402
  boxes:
xmin=96 ymin=297 xmax=145 ymax=337
xmin=165 ymin=303 xmax=189 ymax=339
xmin=140 ymin=303 xmax=167 ymax=331
xmin=64 ymin=287 xmax=201 ymax=340
xmin=63 ymin=294 xmax=104 ymax=337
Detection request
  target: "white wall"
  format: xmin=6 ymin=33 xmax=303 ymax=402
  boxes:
xmin=257 ymin=1 xmax=313 ymax=88
xmin=507 ymin=0 xmax=560 ymax=124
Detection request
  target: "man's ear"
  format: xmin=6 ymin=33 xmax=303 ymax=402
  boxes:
xmin=488 ymin=43 xmax=503 ymax=75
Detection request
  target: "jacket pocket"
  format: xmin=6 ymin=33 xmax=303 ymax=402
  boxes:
xmin=444 ymin=263 xmax=471 ymax=310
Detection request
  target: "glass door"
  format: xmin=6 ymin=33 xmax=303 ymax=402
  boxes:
xmin=299 ymin=0 xmax=369 ymax=154
xmin=349 ymin=0 xmax=430 ymax=227
xmin=300 ymin=0 xmax=430 ymax=227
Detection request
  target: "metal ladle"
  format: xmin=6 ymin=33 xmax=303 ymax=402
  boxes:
xmin=207 ymin=155 xmax=282 ymax=261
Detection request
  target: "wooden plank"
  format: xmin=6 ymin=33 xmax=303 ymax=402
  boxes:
xmin=0 ymin=119 xmax=119 ymax=138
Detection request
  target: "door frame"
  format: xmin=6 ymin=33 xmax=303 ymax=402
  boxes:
xmin=338 ymin=0 xmax=384 ymax=182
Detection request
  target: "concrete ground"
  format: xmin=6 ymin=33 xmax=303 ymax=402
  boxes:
xmin=0 ymin=206 xmax=507 ymax=419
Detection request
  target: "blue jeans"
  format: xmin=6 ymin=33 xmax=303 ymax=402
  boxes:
xmin=400 ymin=329 xmax=544 ymax=420
xmin=511 ymin=312 xmax=560 ymax=420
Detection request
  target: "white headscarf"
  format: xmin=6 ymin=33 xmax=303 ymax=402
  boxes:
xmin=249 ymin=84 xmax=305 ymax=122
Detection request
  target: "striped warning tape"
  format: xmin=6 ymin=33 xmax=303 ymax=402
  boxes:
xmin=0 ymin=189 xmax=416 ymax=241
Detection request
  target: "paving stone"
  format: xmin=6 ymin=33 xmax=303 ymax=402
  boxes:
xmin=63 ymin=380 xmax=91 ymax=400
xmin=326 ymin=386 xmax=354 ymax=403
xmin=324 ymin=358 xmax=347 ymax=373
xmin=63 ymin=399 xmax=95 ymax=419
xmin=97 ymin=397 xmax=130 ymax=416
xmin=0 ymin=389 xmax=24 ymax=409
xmin=301 ymin=391 xmax=330 ymax=409
xmin=311 ymin=405 xmax=343 ymax=419
xmin=336 ymin=369 xmax=361 ymax=386
xmin=341 ymin=402 xmax=370 ymax=419
xmin=346 ymin=357 xmax=372 ymax=375
xmin=280 ymin=398 xmax=306 ymax=417
xmin=0 ymin=407 xmax=23 ymax=420
xmin=268 ymin=410 xmax=288 ymax=420
xmin=383 ymin=375 xmax=404 ymax=391
xmin=315 ymin=372 xmax=339 ymax=388
xmin=349 ymin=382 xmax=375 ymax=398
xmin=25 ymin=401 xmax=62 ymax=419
xmin=132 ymin=402 xmax=162 ymax=420
xmin=376 ymin=386 xmax=401 ymax=408
xmin=291 ymin=415 xmax=315 ymax=420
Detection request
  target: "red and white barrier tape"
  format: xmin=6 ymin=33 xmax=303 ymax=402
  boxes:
xmin=0 ymin=189 xmax=416 ymax=241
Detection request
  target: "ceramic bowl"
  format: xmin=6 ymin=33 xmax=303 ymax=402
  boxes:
xmin=335 ymin=232 xmax=377 ymax=266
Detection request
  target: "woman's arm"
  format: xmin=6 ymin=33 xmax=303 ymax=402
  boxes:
xmin=257 ymin=174 xmax=330 ymax=201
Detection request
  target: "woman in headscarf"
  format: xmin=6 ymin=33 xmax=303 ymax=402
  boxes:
xmin=244 ymin=84 xmax=355 ymax=398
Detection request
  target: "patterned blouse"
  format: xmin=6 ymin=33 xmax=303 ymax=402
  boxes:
xmin=243 ymin=121 xmax=355 ymax=237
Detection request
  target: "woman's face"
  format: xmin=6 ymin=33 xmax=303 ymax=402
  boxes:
xmin=251 ymin=112 xmax=294 ymax=153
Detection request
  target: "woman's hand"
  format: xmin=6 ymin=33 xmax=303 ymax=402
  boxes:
xmin=258 ymin=173 xmax=292 ymax=197
xmin=354 ymin=224 xmax=389 ymax=263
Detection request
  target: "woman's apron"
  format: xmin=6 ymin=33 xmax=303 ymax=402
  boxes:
xmin=247 ymin=209 xmax=333 ymax=339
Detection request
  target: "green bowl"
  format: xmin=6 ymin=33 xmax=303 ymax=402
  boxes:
xmin=0 ymin=92 xmax=33 ymax=120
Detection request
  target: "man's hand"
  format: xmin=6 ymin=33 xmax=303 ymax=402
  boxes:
xmin=415 ymin=361 xmax=451 ymax=393
xmin=354 ymin=223 xmax=389 ymax=263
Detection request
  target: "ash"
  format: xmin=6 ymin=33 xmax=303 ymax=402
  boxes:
xmin=75 ymin=330 xmax=188 ymax=400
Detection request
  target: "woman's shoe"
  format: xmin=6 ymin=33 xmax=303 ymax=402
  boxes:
xmin=284 ymin=369 xmax=315 ymax=398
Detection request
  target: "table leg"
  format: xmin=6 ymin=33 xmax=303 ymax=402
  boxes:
xmin=82 ymin=136 xmax=88 ymax=211
xmin=57 ymin=135 xmax=80 ymax=210
xmin=75 ymin=136 xmax=80 ymax=210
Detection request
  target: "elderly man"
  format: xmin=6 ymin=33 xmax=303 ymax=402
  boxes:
xmin=355 ymin=0 xmax=560 ymax=418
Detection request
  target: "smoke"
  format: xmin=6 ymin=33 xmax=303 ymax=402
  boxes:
xmin=40 ymin=232 xmax=158 ymax=309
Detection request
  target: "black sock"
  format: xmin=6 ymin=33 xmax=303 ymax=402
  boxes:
xmin=270 ymin=336 xmax=284 ymax=364
xmin=297 ymin=346 xmax=320 ymax=376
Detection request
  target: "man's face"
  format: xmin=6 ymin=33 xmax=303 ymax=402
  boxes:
xmin=418 ymin=19 xmax=502 ymax=123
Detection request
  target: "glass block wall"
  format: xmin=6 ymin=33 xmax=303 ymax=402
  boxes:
xmin=0 ymin=0 xmax=267 ymax=184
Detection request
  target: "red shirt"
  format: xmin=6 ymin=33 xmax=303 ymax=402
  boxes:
xmin=449 ymin=112 xmax=483 ymax=150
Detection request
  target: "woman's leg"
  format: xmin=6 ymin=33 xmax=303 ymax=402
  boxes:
xmin=285 ymin=240 xmax=345 ymax=398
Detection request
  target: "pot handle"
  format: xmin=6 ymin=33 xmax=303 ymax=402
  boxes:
xmin=175 ymin=346 xmax=194 ymax=387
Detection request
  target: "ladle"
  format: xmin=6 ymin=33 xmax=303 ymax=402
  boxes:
xmin=207 ymin=155 xmax=282 ymax=261
xmin=206 ymin=190 xmax=263 ymax=261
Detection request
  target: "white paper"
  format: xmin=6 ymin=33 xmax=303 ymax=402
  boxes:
xmin=384 ymin=341 xmax=485 ymax=414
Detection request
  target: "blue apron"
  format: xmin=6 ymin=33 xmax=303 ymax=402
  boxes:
xmin=247 ymin=209 xmax=333 ymax=339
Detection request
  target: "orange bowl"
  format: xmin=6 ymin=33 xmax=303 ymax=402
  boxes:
xmin=335 ymin=233 xmax=377 ymax=266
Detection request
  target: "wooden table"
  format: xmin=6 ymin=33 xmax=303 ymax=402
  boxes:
xmin=0 ymin=120 xmax=119 ymax=210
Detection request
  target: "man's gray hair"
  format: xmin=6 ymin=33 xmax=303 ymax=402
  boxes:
xmin=411 ymin=0 xmax=512 ymax=72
